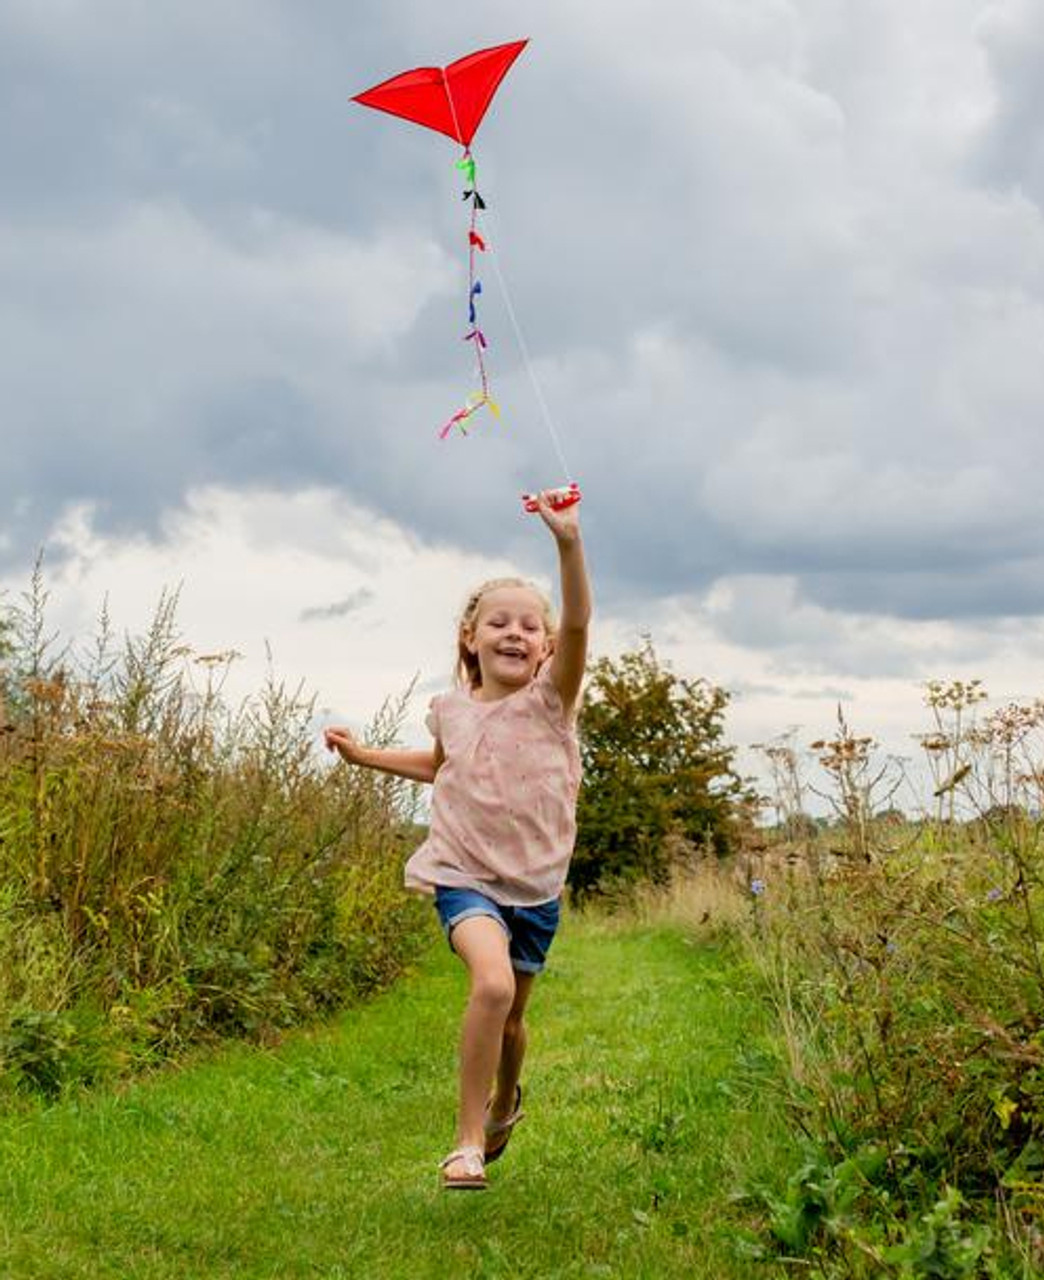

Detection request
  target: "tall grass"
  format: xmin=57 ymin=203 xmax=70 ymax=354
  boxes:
xmin=0 ymin=564 xmax=429 ymax=1098
xmin=740 ymin=683 xmax=1044 ymax=1277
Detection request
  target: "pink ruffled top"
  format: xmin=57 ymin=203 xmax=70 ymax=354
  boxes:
xmin=404 ymin=663 xmax=581 ymax=906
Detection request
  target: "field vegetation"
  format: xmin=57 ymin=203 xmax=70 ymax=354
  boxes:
xmin=742 ymin=680 xmax=1044 ymax=1277
xmin=0 ymin=564 xmax=429 ymax=1098
xmin=0 ymin=910 xmax=786 ymax=1279
xmin=2 ymin=568 xmax=1044 ymax=1277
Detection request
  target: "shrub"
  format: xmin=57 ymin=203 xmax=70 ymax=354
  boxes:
xmin=0 ymin=567 xmax=430 ymax=1097
xmin=571 ymin=639 xmax=750 ymax=899
xmin=745 ymin=688 xmax=1044 ymax=1275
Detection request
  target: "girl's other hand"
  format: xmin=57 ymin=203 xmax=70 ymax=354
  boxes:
xmin=324 ymin=726 xmax=364 ymax=763
xmin=535 ymin=491 xmax=581 ymax=545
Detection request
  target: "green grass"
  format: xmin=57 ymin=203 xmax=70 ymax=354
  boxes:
xmin=0 ymin=911 xmax=789 ymax=1279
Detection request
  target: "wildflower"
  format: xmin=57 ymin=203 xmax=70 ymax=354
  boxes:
xmin=986 ymin=887 xmax=1003 ymax=903
xmin=750 ymin=878 xmax=766 ymax=897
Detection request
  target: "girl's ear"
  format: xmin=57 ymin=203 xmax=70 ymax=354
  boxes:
xmin=461 ymin=624 xmax=478 ymax=656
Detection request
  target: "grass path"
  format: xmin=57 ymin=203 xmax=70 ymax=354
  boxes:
xmin=0 ymin=913 xmax=787 ymax=1278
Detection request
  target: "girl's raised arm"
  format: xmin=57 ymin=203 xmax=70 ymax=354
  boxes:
xmin=536 ymin=494 xmax=591 ymax=717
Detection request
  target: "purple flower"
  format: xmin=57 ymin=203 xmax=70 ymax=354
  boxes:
xmin=986 ymin=887 xmax=1004 ymax=903
xmin=750 ymin=878 xmax=767 ymax=897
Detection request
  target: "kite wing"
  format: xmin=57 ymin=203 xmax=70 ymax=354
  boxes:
xmin=351 ymin=39 xmax=528 ymax=146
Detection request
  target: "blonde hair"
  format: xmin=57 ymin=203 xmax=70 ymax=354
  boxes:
xmin=455 ymin=577 xmax=556 ymax=690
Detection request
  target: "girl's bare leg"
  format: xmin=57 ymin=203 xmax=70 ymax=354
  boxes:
xmin=447 ymin=916 xmax=517 ymax=1162
xmin=490 ymin=972 xmax=535 ymax=1121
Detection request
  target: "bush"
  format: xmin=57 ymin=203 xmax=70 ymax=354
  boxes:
xmin=0 ymin=567 xmax=431 ymax=1098
xmin=744 ymin=687 xmax=1044 ymax=1275
xmin=570 ymin=639 xmax=750 ymax=899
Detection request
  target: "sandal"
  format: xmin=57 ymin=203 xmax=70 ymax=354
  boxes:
xmin=484 ymin=1085 xmax=524 ymax=1164
xmin=439 ymin=1145 xmax=487 ymax=1191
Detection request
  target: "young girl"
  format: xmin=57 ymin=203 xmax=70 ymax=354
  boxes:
xmin=324 ymin=493 xmax=590 ymax=1190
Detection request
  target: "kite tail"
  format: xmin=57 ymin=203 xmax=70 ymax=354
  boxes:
xmin=440 ymin=149 xmax=499 ymax=438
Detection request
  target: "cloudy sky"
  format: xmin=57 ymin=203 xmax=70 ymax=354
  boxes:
xmin=3 ymin=0 xmax=1044 ymax=808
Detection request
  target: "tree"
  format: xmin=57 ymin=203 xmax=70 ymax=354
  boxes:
xmin=570 ymin=639 xmax=749 ymax=898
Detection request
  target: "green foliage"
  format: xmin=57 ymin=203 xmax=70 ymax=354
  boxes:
xmin=749 ymin=1153 xmax=996 ymax=1278
xmin=0 ymin=570 xmax=430 ymax=1098
xmin=571 ymin=639 xmax=748 ymax=898
xmin=0 ymin=1009 xmax=110 ymax=1099
xmin=884 ymin=1188 xmax=992 ymax=1279
xmin=745 ymin=838 xmax=1044 ymax=1272
xmin=0 ymin=918 xmax=792 ymax=1280
xmin=745 ymin=689 xmax=1044 ymax=1274
xmin=763 ymin=1145 xmax=888 ymax=1254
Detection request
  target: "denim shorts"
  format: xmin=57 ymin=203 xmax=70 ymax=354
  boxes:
xmin=434 ymin=886 xmax=561 ymax=975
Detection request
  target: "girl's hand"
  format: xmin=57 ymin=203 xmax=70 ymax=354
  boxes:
xmin=324 ymin=726 xmax=365 ymax=764
xmin=535 ymin=491 xmax=581 ymax=545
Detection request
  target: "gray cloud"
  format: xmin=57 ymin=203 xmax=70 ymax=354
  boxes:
xmin=731 ymin=681 xmax=855 ymax=703
xmin=974 ymin=0 xmax=1044 ymax=209
xmin=300 ymin=587 xmax=375 ymax=623
xmin=3 ymin=0 xmax=1044 ymax=647
xmin=701 ymin=573 xmax=1009 ymax=679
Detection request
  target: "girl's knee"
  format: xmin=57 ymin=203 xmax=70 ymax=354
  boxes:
xmin=470 ymin=968 xmax=516 ymax=1014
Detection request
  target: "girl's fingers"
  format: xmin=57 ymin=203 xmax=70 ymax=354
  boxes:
xmin=536 ymin=492 xmax=579 ymax=539
xmin=536 ymin=492 xmax=561 ymax=526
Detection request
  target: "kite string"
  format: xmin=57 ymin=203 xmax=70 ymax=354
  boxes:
xmin=476 ymin=211 xmax=574 ymax=481
xmin=440 ymin=68 xmax=573 ymax=481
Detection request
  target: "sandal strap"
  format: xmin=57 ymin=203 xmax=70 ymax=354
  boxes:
xmin=484 ymin=1084 xmax=524 ymax=1136
xmin=439 ymin=1146 xmax=485 ymax=1176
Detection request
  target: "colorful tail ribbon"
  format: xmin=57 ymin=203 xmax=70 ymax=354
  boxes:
xmin=468 ymin=281 xmax=482 ymax=324
xmin=439 ymin=148 xmax=499 ymax=439
xmin=438 ymin=390 xmax=500 ymax=440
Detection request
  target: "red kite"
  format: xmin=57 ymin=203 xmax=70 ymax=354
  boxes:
xmin=351 ymin=39 xmax=528 ymax=148
xmin=351 ymin=42 xmax=580 ymax=512
xmin=351 ymin=41 xmax=529 ymax=440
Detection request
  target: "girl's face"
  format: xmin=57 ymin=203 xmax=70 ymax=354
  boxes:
xmin=465 ymin=585 xmax=550 ymax=695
